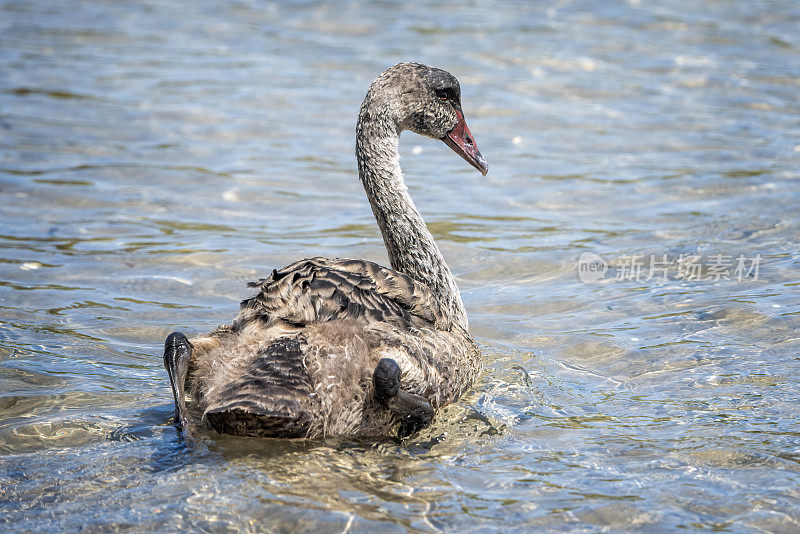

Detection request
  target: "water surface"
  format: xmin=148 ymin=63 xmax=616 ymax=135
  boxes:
xmin=2 ymin=0 xmax=800 ymax=531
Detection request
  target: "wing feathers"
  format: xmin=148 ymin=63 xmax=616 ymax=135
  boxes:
xmin=240 ymin=257 xmax=447 ymax=329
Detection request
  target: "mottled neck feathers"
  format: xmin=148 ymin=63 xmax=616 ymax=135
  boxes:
xmin=355 ymin=82 xmax=468 ymax=330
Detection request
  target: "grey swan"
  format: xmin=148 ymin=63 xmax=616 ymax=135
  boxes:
xmin=163 ymin=62 xmax=488 ymax=439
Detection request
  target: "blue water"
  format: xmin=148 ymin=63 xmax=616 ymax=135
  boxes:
xmin=2 ymin=1 xmax=800 ymax=531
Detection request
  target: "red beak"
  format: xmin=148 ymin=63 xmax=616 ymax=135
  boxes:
xmin=442 ymin=110 xmax=488 ymax=176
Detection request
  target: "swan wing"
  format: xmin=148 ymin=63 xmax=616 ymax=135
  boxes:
xmin=238 ymin=257 xmax=448 ymax=330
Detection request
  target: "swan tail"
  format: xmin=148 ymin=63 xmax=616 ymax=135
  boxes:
xmin=203 ymin=336 xmax=316 ymax=438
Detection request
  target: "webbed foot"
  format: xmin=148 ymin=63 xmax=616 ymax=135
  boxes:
xmin=164 ymin=331 xmax=192 ymax=437
xmin=373 ymin=358 xmax=434 ymax=438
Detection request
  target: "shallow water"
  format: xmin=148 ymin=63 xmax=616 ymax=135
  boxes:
xmin=2 ymin=0 xmax=800 ymax=531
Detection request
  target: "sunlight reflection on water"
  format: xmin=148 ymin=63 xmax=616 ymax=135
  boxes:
xmin=1 ymin=0 xmax=800 ymax=531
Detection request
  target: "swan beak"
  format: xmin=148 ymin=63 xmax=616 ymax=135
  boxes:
xmin=442 ymin=110 xmax=488 ymax=176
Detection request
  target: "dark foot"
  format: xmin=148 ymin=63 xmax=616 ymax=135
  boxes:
xmin=394 ymin=391 xmax=435 ymax=438
xmin=373 ymin=358 xmax=401 ymax=407
xmin=164 ymin=331 xmax=192 ymax=437
xmin=372 ymin=358 xmax=434 ymax=438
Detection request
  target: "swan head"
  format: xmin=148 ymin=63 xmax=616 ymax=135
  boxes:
xmin=368 ymin=62 xmax=488 ymax=176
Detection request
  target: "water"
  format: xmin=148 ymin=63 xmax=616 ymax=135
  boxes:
xmin=2 ymin=0 xmax=800 ymax=531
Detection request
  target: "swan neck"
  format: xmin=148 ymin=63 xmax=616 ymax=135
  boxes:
xmin=356 ymin=102 xmax=467 ymax=329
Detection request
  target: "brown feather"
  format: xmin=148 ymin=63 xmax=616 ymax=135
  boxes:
xmin=186 ymin=258 xmax=480 ymax=438
xmin=177 ymin=63 xmax=486 ymax=438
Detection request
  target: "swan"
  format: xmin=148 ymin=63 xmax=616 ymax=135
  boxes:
xmin=163 ymin=62 xmax=488 ymax=439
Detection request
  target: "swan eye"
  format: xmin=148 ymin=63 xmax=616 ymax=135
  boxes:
xmin=435 ymin=89 xmax=449 ymax=101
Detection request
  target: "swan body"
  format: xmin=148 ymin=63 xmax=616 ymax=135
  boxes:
xmin=164 ymin=63 xmax=488 ymax=439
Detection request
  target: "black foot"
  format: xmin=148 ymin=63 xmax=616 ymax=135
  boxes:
xmin=394 ymin=391 xmax=435 ymax=438
xmin=373 ymin=358 xmax=401 ymax=407
xmin=372 ymin=358 xmax=434 ymax=438
xmin=164 ymin=331 xmax=192 ymax=437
